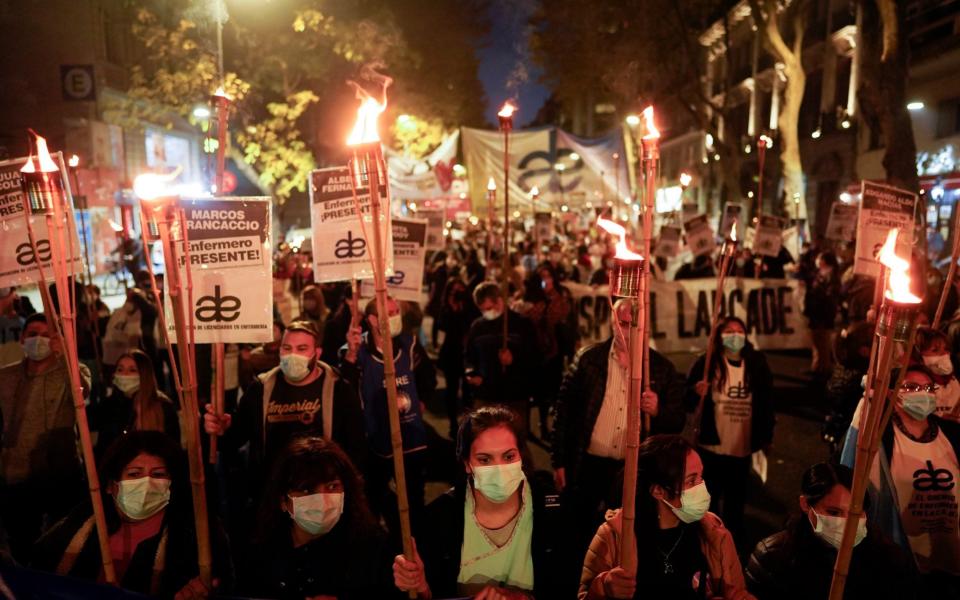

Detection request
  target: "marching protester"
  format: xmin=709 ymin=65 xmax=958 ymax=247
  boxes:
xmin=463 ymin=282 xmax=538 ymax=428
xmin=392 ymin=405 xmax=562 ymax=599
xmin=90 ymin=349 xmax=180 ymax=455
xmin=341 ymin=297 xmax=436 ymax=534
xmin=746 ymin=462 xmax=916 ymax=599
xmin=841 ymin=365 xmax=960 ymax=595
xmin=241 ymin=435 xmax=396 ymax=599
xmin=32 ymin=431 xmax=233 ymax=597
xmin=803 ymin=251 xmax=841 ymax=377
xmin=578 ymin=434 xmax=754 ymax=600
xmin=293 ymin=283 xmax=330 ymax=341
xmin=0 ymin=288 xmax=24 ymax=368
xmin=437 ymin=276 xmax=480 ymax=438
xmin=912 ymin=327 xmax=960 ymax=420
xmin=238 ymin=319 xmax=285 ymax=390
xmin=686 ymin=316 xmax=776 ymax=540
xmin=0 ymin=313 xmax=89 ymax=562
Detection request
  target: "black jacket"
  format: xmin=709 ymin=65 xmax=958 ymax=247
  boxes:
xmin=746 ymin=519 xmax=916 ymax=600
xmin=552 ymin=339 xmax=686 ymax=480
xmin=463 ymin=310 xmax=538 ymax=405
xmin=419 ymin=476 xmax=562 ymax=599
xmin=684 ymin=349 xmax=775 ymax=452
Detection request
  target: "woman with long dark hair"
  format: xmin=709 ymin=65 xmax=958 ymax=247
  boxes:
xmin=240 ymin=435 xmax=395 ymax=599
xmin=686 ymin=316 xmax=775 ymax=539
xmin=32 ymin=431 xmax=232 ymax=597
xmin=91 ymin=349 xmax=180 ymax=454
xmin=393 ymin=405 xmax=561 ymax=599
xmin=746 ymin=462 xmax=915 ymax=599
xmin=579 ymin=434 xmax=752 ymax=599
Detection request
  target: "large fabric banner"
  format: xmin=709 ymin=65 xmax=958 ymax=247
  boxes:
xmin=386 ymin=130 xmax=460 ymax=200
xmin=164 ymin=197 xmax=273 ymax=344
xmin=566 ymin=278 xmax=809 ymax=354
xmin=461 ymin=127 xmax=628 ymax=212
xmin=0 ymin=154 xmax=83 ymax=288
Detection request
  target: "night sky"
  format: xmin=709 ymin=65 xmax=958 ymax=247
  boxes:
xmin=477 ymin=0 xmax=548 ymax=128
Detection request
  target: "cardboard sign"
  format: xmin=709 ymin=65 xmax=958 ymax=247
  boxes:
xmin=309 ymin=166 xmax=393 ymax=283
xmin=825 ymin=202 xmax=858 ymax=242
xmin=753 ymin=215 xmax=785 ymax=258
xmin=360 ymin=218 xmax=428 ymax=302
xmin=854 ymin=181 xmax=917 ymax=277
xmin=420 ymin=209 xmax=445 ymax=250
xmin=0 ymin=154 xmax=83 ymax=288
xmin=164 ymin=197 xmax=273 ymax=344
xmin=655 ymin=225 xmax=682 ymax=258
xmin=683 ymin=214 xmax=716 ymax=257
xmin=720 ymin=202 xmax=745 ymax=241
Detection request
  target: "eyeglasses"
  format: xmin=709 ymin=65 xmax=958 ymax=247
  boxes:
xmin=900 ymin=382 xmax=939 ymax=393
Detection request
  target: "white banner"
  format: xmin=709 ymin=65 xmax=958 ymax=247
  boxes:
xmin=683 ymin=214 xmax=717 ymax=257
xmin=0 ymin=154 xmax=83 ymax=288
xmin=825 ymin=202 xmax=858 ymax=242
xmin=854 ymin=181 xmax=917 ymax=277
xmin=360 ymin=217 xmax=427 ymax=303
xmin=386 ymin=130 xmax=459 ymax=200
xmin=309 ymin=166 xmax=394 ymax=283
xmin=164 ymin=197 xmax=273 ymax=344
xmin=567 ymin=278 xmax=809 ymax=354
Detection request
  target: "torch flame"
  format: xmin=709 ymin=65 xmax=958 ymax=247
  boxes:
xmin=68 ymin=155 xmax=80 ymax=168
xmin=729 ymin=221 xmax=738 ymax=242
xmin=21 ymin=134 xmax=59 ymax=174
xmin=133 ymin=167 xmax=184 ymax=201
xmin=679 ymin=172 xmax=692 ymax=187
xmin=878 ymin=228 xmax=921 ymax=304
xmin=498 ymin=101 xmax=516 ymax=119
xmin=641 ymin=106 xmax=660 ymax=141
xmin=212 ymin=86 xmax=231 ymax=100
xmin=487 ymin=177 xmax=497 ymax=192
xmin=346 ymin=67 xmax=393 ymax=146
xmin=530 ymin=185 xmax=540 ymax=197
xmin=597 ymin=217 xmax=643 ymax=261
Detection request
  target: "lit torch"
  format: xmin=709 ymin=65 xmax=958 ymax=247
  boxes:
xmin=498 ymin=101 xmax=516 ymax=355
xmin=486 ymin=176 xmax=497 ymax=259
xmin=134 ymin=169 xmax=213 ymax=588
xmin=639 ymin=106 xmax=660 ymax=436
xmin=598 ymin=216 xmax=646 ymax=576
xmin=20 ymin=134 xmax=117 ymax=583
xmin=345 ymin=71 xmax=417 ymax=576
xmin=830 ymin=229 xmax=921 ymax=600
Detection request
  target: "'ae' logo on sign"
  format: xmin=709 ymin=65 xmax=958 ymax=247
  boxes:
xmin=387 ymin=270 xmax=406 ymax=285
xmin=334 ymin=231 xmax=366 ymax=259
xmin=195 ymin=285 xmax=241 ymax=322
xmin=16 ymin=240 xmax=52 ymax=266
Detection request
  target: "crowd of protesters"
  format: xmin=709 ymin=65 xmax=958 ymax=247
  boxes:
xmin=0 ymin=216 xmax=957 ymax=599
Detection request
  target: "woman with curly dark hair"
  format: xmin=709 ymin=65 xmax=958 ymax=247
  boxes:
xmin=239 ymin=435 xmax=396 ymax=599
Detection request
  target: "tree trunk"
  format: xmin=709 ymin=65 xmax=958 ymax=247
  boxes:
xmin=779 ymin=57 xmax=807 ymax=222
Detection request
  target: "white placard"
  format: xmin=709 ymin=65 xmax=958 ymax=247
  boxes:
xmin=683 ymin=214 xmax=717 ymax=257
xmin=655 ymin=225 xmax=682 ymax=258
xmin=753 ymin=215 xmax=785 ymax=258
xmin=854 ymin=181 xmax=917 ymax=277
xmin=360 ymin=218 xmax=427 ymax=302
xmin=825 ymin=202 xmax=858 ymax=242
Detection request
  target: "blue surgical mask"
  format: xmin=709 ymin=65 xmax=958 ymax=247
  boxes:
xmin=661 ymin=481 xmax=711 ymax=523
xmin=280 ymin=353 xmax=313 ymax=382
xmin=900 ymin=391 xmax=937 ymax=420
xmin=472 ymin=462 xmax=524 ymax=503
xmin=721 ymin=332 xmax=746 ymax=353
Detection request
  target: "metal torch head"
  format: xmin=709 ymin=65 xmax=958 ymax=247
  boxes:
xmin=876 ymin=300 xmax=920 ymax=343
xmin=610 ymin=257 xmax=644 ymax=298
xmin=19 ymin=169 xmax=63 ymax=215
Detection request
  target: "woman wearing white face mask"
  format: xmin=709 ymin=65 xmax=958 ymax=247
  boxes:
xmin=393 ymin=405 xmax=562 ymax=599
xmin=241 ymin=435 xmax=395 ymax=599
xmin=746 ymin=462 xmax=916 ymax=599
xmin=686 ymin=316 xmax=775 ymax=540
xmin=32 ymin=431 xmax=233 ymax=597
xmin=580 ymin=435 xmax=754 ymax=600
xmin=841 ymin=366 xmax=960 ymax=595
xmin=913 ymin=327 xmax=960 ymax=421
xmin=90 ymin=350 xmax=180 ymax=455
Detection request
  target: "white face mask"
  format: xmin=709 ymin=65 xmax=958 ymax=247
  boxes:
xmin=389 ymin=313 xmax=403 ymax=337
xmin=288 ymin=491 xmax=344 ymax=536
xmin=482 ymin=308 xmax=502 ymax=321
xmin=923 ymin=354 xmax=953 ymax=376
xmin=661 ymin=481 xmax=711 ymax=523
xmin=900 ymin=391 xmax=938 ymax=420
xmin=22 ymin=335 xmax=52 ymax=361
xmin=114 ymin=476 xmax=171 ymax=521
xmin=113 ymin=374 xmax=141 ymax=396
xmin=471 ymin=461 xmax=524 ymax=503
xmin=280 ymin=353 xmax=313 ymax=382
xmin=810 ymin=509 xmax=867 ymax=550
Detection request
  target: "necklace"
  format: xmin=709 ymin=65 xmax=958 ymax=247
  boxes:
xmin=658 ymin=527 xmax=685 ymax=575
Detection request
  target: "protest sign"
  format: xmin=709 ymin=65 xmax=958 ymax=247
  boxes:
xmin=854 ymin=181 xmax=917 ymax=277
xmin=534 ymin=212 xmax=552 ymax=242
xmin=420 ymin=209 xmax=445 ymax=250
xmin=361 ymin=217 xmax=427 ymax=302
xmin=753 ymin=215 xmax=785 ymax=257
xmin=683 ymin=214 xmax=717 ymax=257
xmin=720 ymin=202 xmax=745 ymax=241
xmin=0 ymin=154 xmax=83 ymax=288
xmin=309 ymin=166 xmax=393 ymax=283
xmin=655 ymin=225 xmax=682 ymax=258
xmin=566 ymin=278 xmax=809 ymax=354
xmin=165 ymin=196 xmax=273 ymax=344
xmin=825 ymin=202 xmax=858 ymax=241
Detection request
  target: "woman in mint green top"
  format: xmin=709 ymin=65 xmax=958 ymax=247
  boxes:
xmin=393 ymin=405 xmax=562 ymax=599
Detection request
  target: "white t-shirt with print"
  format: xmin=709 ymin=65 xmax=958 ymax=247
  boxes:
xmin=701 ymin=358 xmax=752 ymax=458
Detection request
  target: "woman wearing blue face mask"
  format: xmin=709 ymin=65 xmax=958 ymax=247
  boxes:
xmin=746 ymin=462 xmax=916 ymax=599
xmin=912 ymin=327 xmax=960 ymax=422
xmin=685 ymin=316 xmax=775 ymax=540
xmin=841 ymin=366 xmax=960 ymax=595
xmin=240 ymin=435 xmax=395 ymax=599
xmin=393 ymin=405 xmax=561 ymax=599
xmin=580 ymin=435 xmax=754 ymax=600
xmin=32 ymin=431 xmax=233 ymax=597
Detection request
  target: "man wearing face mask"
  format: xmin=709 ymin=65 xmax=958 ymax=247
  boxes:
xmin=203 ymin=320 xmax=365 ymax=486
xmin=341 ymin=296 xmax=436 ymax=534
xmin=0 ymin=313 xmax=90 ymax=562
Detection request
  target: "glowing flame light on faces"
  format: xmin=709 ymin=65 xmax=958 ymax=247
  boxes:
xmin=21 ymin=134 xmax=59 ymax=174
xmin=641 ymin=106 xmax=660 ymax=141
xmin=597 ymin=217 xmax=643 ymax=261
xmin=877 ymin=228 xmax=921 ymax=304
